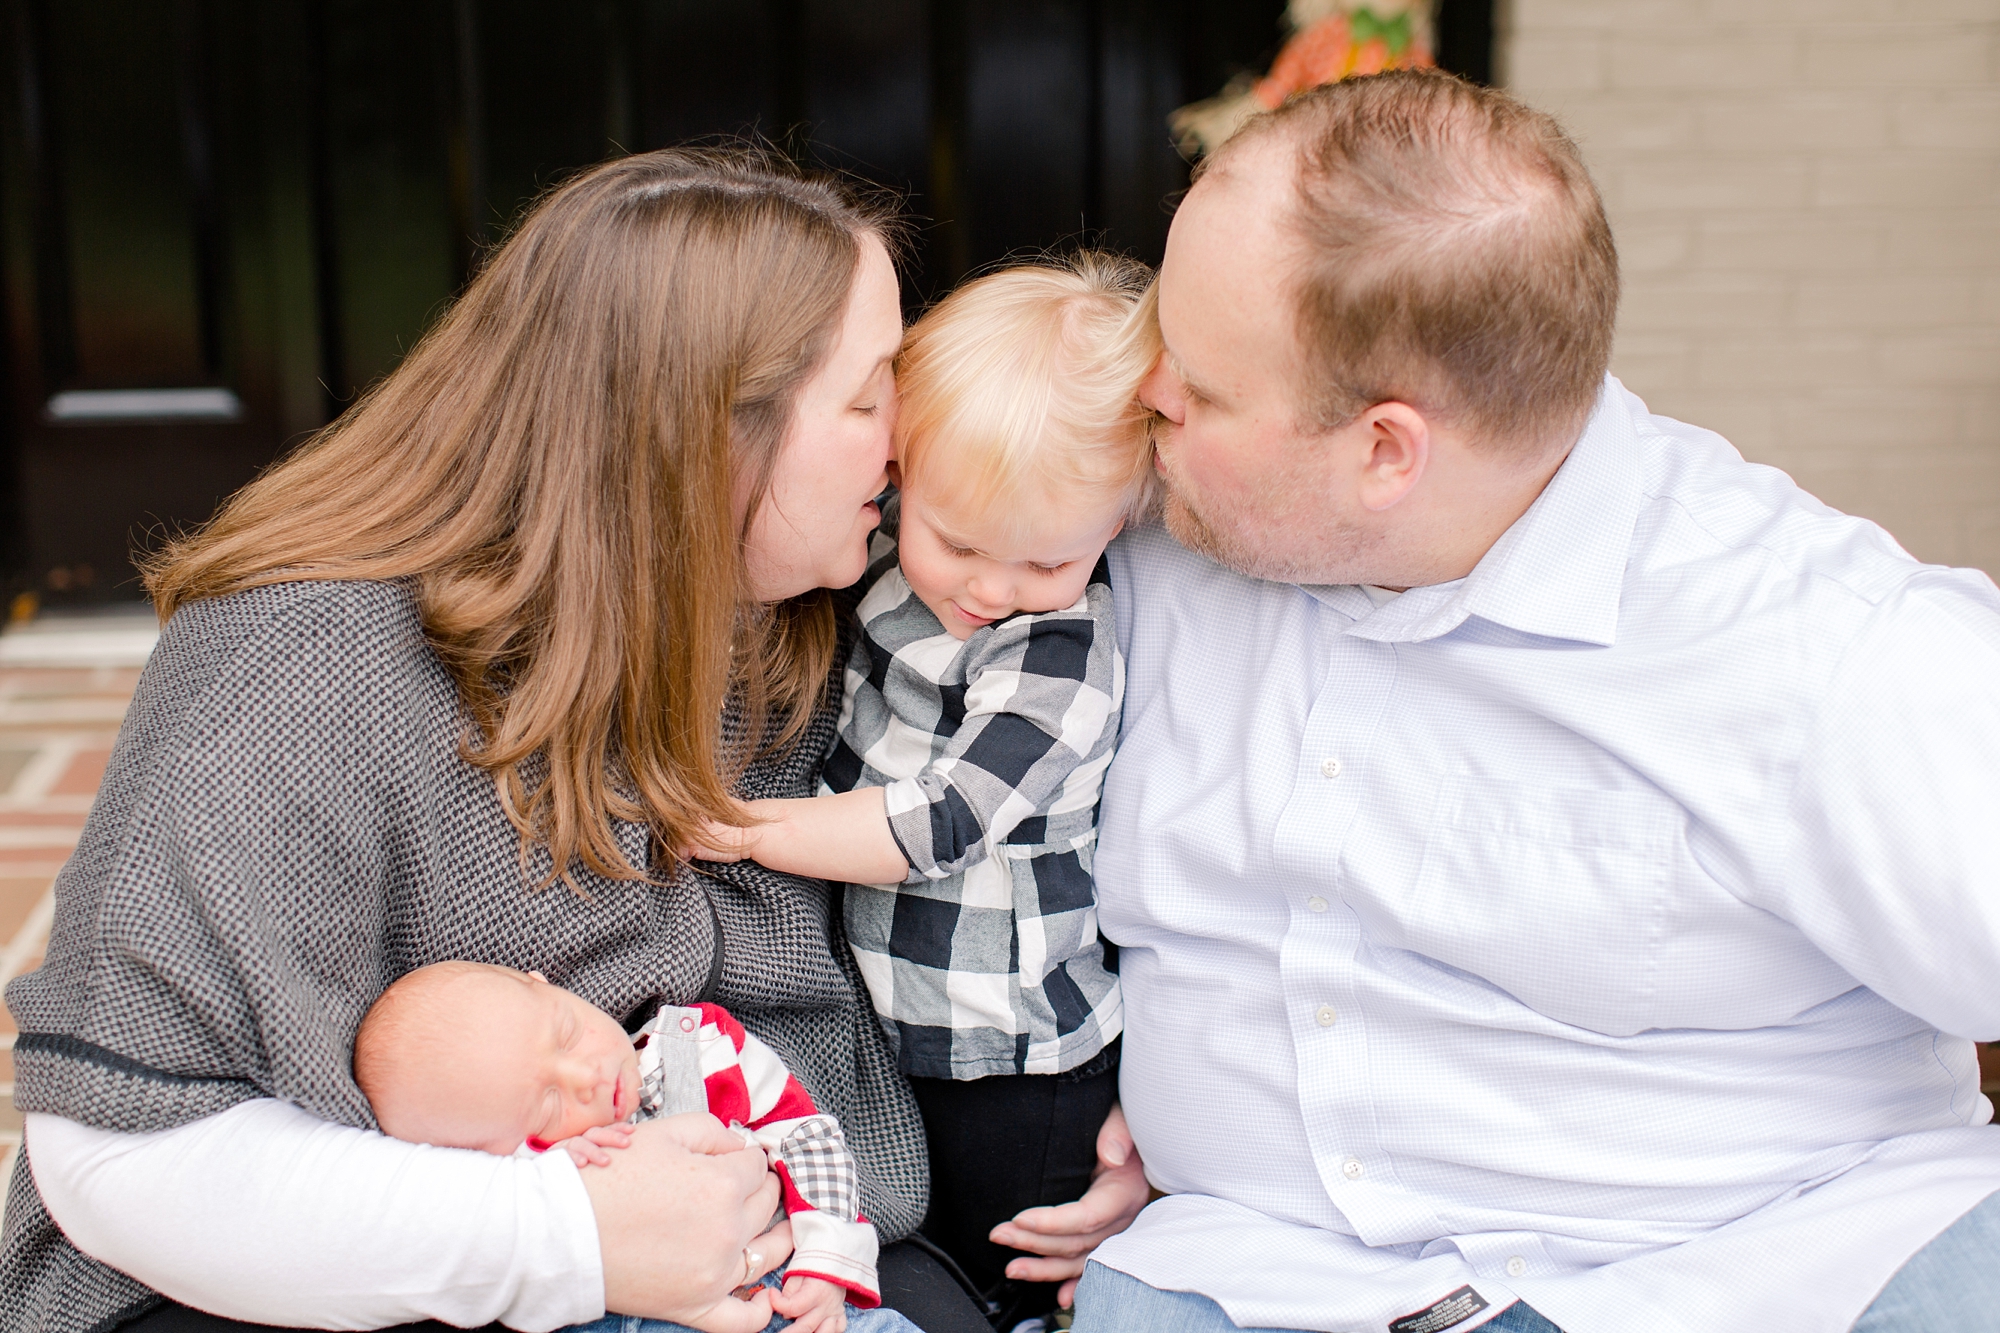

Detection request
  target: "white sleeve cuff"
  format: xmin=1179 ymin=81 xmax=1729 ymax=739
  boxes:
xmin=26 ymin=1100 xmax=605 ymax=1331
xmin=786 ymin=1209 xmax=880 ymax=1308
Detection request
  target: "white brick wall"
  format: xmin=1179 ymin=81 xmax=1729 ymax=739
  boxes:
xmin=1501 ymin=0 xmax=2000 ymax=576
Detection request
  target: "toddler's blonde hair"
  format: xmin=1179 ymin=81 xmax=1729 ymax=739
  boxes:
xmin=896 ymin=252 xmax=1161 ymax=545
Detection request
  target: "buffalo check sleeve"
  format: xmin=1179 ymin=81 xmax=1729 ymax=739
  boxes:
xmin=880 ymin=572 xmax=1122 ymax=881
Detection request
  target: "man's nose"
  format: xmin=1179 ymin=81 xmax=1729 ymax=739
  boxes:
xmin=1139 ymin=353 xmax=1183 ymax=422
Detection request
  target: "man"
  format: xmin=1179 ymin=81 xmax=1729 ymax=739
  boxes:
xmin=1072 ymin=71 xmax=2000 ymax=1333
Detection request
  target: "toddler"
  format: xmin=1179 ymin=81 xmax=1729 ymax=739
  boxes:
xmin=694 ymin=253 xmax=1159 ymax=1325
xmin=353 ymin=960 xmax=915 ymax=1333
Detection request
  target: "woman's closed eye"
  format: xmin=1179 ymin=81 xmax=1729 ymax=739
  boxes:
xmin=853 ymin=363 xmax=894 ymax=416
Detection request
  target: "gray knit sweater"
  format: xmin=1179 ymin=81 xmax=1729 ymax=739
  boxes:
xmin=0 ymin=579 xmax=927 ymax=1333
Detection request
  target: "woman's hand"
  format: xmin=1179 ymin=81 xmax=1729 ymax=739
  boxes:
xmin=577 ymin=1112 xmax=793 ymax=1329
xmin=987 ymin=1102 xmax=1151 ymax=1308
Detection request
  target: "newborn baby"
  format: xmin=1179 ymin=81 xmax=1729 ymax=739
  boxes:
xmin=353 ymin=961 xmax=900 ymax=1333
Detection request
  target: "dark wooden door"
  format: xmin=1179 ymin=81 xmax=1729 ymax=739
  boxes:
xmin=0 ymin=0 xmax=1491 ymax=609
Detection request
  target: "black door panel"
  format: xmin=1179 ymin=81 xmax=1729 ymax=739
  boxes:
xmin=0 ymin=0 xmax=1491 ymax=608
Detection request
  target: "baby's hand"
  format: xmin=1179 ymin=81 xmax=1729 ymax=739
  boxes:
xmin=770 ymin=1274 xmax=848 ymax=1333
xmin=559 ymin=1123 xmax=634 ymax=1168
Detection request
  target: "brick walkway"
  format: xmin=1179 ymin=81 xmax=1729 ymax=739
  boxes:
xmin=0 ymin=660 xmax=142 ymax=1189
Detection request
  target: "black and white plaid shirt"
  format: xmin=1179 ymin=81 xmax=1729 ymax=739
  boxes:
xmin=823 ymin=506 xmax=1124 ymax=1079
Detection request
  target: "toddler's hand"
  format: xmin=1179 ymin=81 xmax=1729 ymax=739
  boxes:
xmin=770 ymin=1274 xmax=848 ymax=1333
xmin=560 ymin=1122 xmax=634 ymax=1168
xmin=684 ymin=800 xmax=761 ymax=864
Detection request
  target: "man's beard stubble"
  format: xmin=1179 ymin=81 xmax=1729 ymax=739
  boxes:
xmin=1158 ymin=483 xmax=1234 ymax=568
xmin=1158 ymin=466 xmax=1368 ymax=586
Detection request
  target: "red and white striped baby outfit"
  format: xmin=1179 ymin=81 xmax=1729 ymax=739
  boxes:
xmin=635 ymin=1001 xmax=880 ymax=1307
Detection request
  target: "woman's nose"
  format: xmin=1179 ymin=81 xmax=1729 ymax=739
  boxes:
xmin=875 ymin=381 xmax=900 ymax=458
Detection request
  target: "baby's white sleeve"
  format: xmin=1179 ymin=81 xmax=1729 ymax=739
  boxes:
xmin=26 ymin=1098 xmax=605 ymax=1332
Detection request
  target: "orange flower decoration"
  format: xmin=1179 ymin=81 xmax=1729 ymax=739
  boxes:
xmin=1253 ymin=8 xmax=1435 ymax=111
xmin=1169 ymin=3 xmax=1437 ymax=158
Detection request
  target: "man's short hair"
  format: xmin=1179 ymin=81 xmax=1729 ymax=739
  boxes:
xmin=1216 ymin=69 xmax=1619 ymax=454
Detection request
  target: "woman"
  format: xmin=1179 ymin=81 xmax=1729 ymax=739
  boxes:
xmin=0 ymin=148 xmax=1139 ymax=1333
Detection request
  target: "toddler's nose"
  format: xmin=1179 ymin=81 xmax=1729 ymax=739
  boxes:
xmin=966 ymin=574 xmax=1012 ymax=609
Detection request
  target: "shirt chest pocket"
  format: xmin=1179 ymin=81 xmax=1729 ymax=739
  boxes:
xmin=1395 ymin=776 xmax=1683 ymax=1036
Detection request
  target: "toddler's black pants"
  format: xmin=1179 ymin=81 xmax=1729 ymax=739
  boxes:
xmin=908 ymin=1041 xmax=1120 ymax=1330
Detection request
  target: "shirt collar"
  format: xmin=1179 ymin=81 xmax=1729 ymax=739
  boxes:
xmin=1307 ymin=379 xmax=1645 ymax=647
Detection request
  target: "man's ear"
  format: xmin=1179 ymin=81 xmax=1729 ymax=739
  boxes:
xmin=1355 ymin=402 xmax=1431 ymax=513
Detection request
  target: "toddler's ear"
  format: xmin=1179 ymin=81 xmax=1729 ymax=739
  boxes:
xmin=528 ymin=970 xmax=548 ymax=983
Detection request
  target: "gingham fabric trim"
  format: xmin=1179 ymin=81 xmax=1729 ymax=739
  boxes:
xmin=776 ymin=1116 xmax=862 ymax=1221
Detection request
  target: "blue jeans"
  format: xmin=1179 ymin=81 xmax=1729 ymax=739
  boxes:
xmin=1850 ymin=1187 xmax=2000 ymax=1331
xmin=1072 ymin=1188 xmax=2000 ymax=1333
xmin=1070 ymin=1263 xmax=1561 ymax=1333
xmin=565 ymin=1271 xmax=922 ymax=1333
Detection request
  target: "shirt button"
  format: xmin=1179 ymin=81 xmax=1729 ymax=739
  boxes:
xmin=1315 ymin=1004 xmax=1338 ymax=1027
xmin=1318 ymin=757 xmax=1343 ymax=779
xmin=1341 ymin=1158 xmax=1364 ymax=1180
xmin=1506 ymin=1256 xmax=1527 ymax=1278
xmin=1307 ymin=895 xmax=1328 ymax=913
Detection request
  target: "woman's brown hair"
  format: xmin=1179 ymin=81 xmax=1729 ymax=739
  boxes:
xmin=145 ymin=146 xmax=898 ymax=886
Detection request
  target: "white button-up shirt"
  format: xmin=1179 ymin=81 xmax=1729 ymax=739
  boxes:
xmin=1090 ymin=380 xmax=2000 ymax=1333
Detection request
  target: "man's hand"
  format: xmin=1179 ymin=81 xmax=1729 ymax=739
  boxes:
xmin=988 ymin=1102 xmax=1151 ymax=1307
xmin=560 ymin=1123 xmax=634 ymax=1168
xmin=770 ymin=1273 xmax=849 ymax=1333
xmin=578 ymin=1112 xmax=793 ymax=1328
